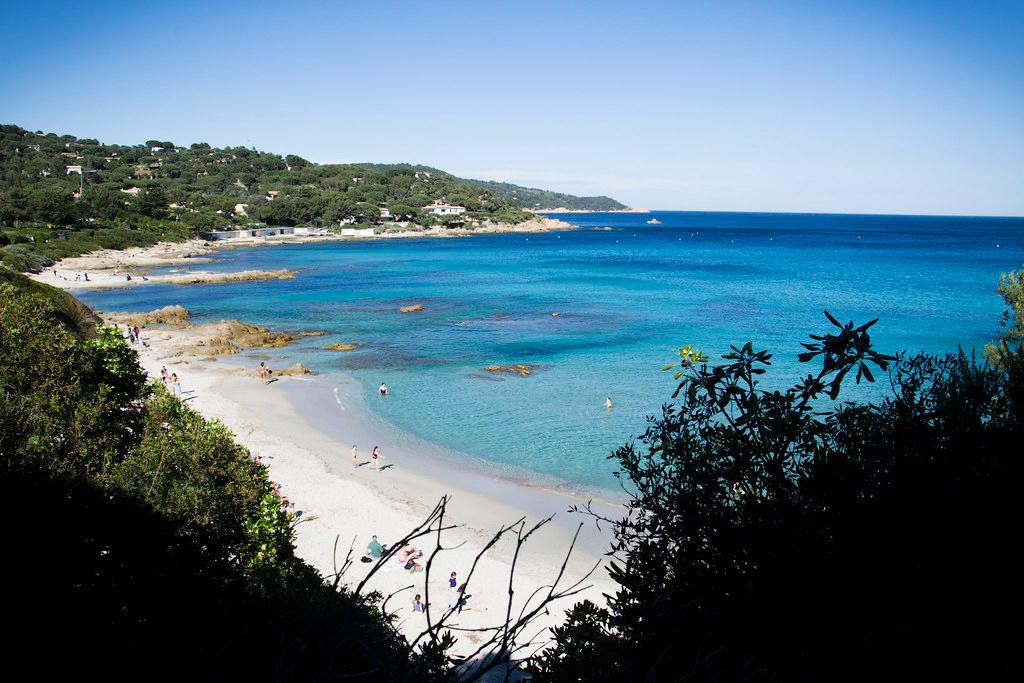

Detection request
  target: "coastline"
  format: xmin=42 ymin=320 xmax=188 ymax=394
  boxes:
xmin=117 ymin=317 xmax=620 ymax=656
xmin=527 ymin=207 xmax=650 ymax=214
xmin=29 ymin=216 xmax=574 ymax=291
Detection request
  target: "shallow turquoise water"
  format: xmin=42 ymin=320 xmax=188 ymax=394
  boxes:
xmin=76 ymin=211 xmax=1024 ymax=491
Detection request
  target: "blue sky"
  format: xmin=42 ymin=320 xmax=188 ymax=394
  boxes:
xmin=2 ymin=0 xmax=1021 ymax=215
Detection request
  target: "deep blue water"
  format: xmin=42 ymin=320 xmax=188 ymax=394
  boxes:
xmin=75 ymin=211 xmax=1024 ymax=491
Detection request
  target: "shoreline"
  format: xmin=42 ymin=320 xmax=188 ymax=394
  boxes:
xmin=528 ymin=207 xmax=650 ymax=214
xmin=121 ymin=319 xmax=620 ymax=656
xmin=28 ymin=217 xmax=575 ymax=291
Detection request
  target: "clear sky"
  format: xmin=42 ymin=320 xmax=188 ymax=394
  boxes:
xmin=2 ymin=0 xmax=1021 ymax=215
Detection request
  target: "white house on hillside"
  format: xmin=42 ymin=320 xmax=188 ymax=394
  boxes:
xmin=65 ymin=165 xmax=83 ymax=175
xmin=424 ymin=199 xmax=466 ymax=216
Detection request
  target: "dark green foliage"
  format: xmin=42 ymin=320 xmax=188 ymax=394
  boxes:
xmin=0 ymin=271 xmax=447 ymax=680
xmin=0 ymin=268 xmax=101 ymax=337
xmin=532 ymin=312 xmax=1021 ymax=682
xmin=0 ymin=281 xmax=146 ymax=476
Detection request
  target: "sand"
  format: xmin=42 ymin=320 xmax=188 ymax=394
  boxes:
xmin=125 ymin=322 xmax=621 ymax=661
xmin=29 ymin=217 xmax=574 ymax=292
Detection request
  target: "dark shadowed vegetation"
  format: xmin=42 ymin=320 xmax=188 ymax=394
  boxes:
xmin=531 ymin=272 xmax=1022 ymax=681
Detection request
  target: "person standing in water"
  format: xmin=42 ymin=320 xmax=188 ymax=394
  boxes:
xmin=378 ymin=382 xmax=388 ymax=396
xmin=604 ymin=396 xmax=613 ymax=410
xmin=372 ymin=445 xmax=381 ymax=471
xmin=351 ymin=444 xmax=358 ymax=468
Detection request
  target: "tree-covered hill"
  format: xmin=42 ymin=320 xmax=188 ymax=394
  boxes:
xmin=0 ymin=123 xmax=535 ymax=231
xmin=358 ymin=164 xmax=627 ymax=211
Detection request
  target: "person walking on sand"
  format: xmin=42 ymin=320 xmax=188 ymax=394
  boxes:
xmin=351 ymin=444 xmax=358 ymax=468
xmin=413 ymin=594 xmax=425 ymax=613
xmin=259 ymin=361 xmax=271 ymax=384
xmin=161 ymin=366 xmax=169 ymax=386
xmin=372 ymin=445 xmax=381 ymax=471
xmin=449 ymin=571 xmax=458 ymax=590
xmin=170 ymin=373 xmax=182 ymax=398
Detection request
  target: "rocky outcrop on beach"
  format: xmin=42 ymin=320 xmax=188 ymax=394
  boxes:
xmin=276 ymin=363 xmax=316 ymax=376
xmin=483 ymin=364 xmax=539 ymax=377
xmin=324 ymin=343 xmax=358 ymax=351
xmin=399 ymin=304 xmax=424 ymax=313
xmin=214 ymin=320 xmax=294 ymax=350
xmin=105 ymin=305 xmax=190 ymax=327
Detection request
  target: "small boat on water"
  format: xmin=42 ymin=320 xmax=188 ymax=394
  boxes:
xmin=647 ymin=218 xmax=661 ymax=224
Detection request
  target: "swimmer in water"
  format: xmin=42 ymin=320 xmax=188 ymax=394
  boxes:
xmin=604 ymin=396 xmax=613 ymax=410
xmin=379 ymin=383 xmax=388 ymax=396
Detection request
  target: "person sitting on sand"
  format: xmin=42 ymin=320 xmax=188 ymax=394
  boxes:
xmin=367 ymin=535 xmax=384 ymax=558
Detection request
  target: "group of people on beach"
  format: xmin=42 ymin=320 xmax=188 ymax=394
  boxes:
xmin=124 ymin=324 xmax=145 ymax=347
xmin=412 ymin=570 xmax=481 ymax=615
xmin=351 ymin=444 xmax=383 ymax=471
xmin=160 ymin=366 xmax=183 ymax=397
xmin=363 ymin=534 xmax=423 ymax=571
xmin=362 ymin=536 xmax=480 ymax=615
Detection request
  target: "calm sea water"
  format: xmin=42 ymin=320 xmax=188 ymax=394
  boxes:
xmin=76 ymin=211 xmax=1024 ymax=491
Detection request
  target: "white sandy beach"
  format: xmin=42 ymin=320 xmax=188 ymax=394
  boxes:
xmin=29 ymin=217 xmax=574 ymax=291
xmin=111 ymin=319 xmax=621 ymax=661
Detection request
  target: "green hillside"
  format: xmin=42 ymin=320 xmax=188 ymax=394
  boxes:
xmin=359 ymin=163 xmax=627 ymax=210
xmin=0 ymin=124 xmax=543 ymax=269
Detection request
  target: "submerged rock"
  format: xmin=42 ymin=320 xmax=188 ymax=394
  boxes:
xmin=298 ymin=330 xmax=327 ymax=337
xmin=324 ymin=343 xmax=358 ymax=351
xmin=483 ymin=364 xmax=538 ymax=377
xmin=399 ymin=304 xmax=424 ymax=313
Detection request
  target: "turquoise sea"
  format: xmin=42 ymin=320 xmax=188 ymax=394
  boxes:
xmin=75 ymin=211 xmax=1024 ymax=493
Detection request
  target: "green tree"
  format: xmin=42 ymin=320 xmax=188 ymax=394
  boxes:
xmin=532 ymin=312 xmax=1020 ymax=682
xmin=984 ymin=265 xmax=1024 ymax=367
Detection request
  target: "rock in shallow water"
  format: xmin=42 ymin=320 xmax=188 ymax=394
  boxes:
xmin=483 ymin=364 xmax=538 ymax=377
xmin=324 ymin=343 xmax=358 ymax=351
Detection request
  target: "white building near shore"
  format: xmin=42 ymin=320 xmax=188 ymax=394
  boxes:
xmin=424 ymin=199 xmax=466 ymax=216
